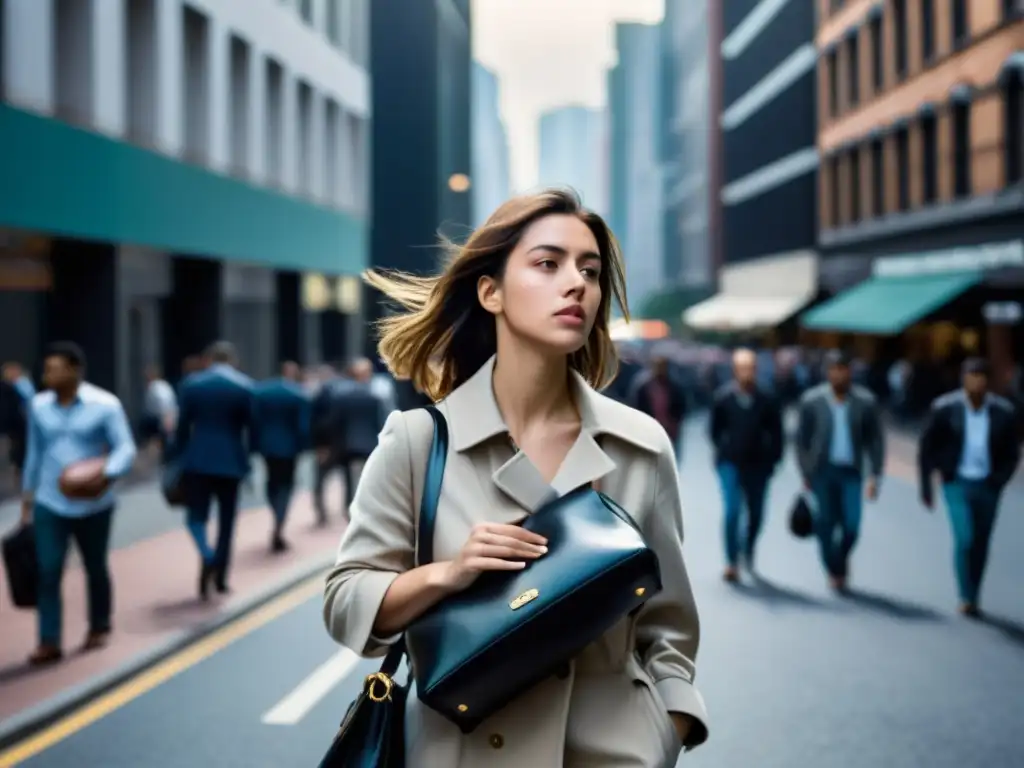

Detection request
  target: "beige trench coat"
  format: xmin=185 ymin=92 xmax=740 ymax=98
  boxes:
xmin=324 ymin=356 xmax=709 ymax=767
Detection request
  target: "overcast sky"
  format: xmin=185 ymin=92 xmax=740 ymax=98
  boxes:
xmin=472 ymin=0 xmax=663 ymax=192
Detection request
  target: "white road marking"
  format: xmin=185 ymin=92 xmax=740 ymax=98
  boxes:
xmin=261 ymin=649 xmax=361 ymax=726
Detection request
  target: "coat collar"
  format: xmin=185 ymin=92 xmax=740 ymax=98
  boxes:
xmin=440 ymin=355 xmax=660 ymax=512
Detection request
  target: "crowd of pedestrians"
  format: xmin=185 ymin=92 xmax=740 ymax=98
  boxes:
xmin=1 ymin=341 xmax=395 ymax=667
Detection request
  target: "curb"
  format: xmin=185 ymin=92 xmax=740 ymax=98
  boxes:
xmin=0 ymin=554 xmax=334 ymax=751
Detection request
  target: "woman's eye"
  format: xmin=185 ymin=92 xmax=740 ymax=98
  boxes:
xmin=538 ymin=259 xmax=557 ymax=270
xmin=581 ymin=267 xmax=600 ymax=279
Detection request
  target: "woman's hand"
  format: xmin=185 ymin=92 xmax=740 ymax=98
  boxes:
xmin=440 ymin=523 xmax=548 ymax=591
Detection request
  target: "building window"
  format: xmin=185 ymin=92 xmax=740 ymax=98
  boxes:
xmin=895 ymin=126 xmax=910 ymax=211
xmin=296 ymin=80 xmax=314 ymax=195
xmin=299 ymin=0 xmax=314 ymax=25
xmin=327 ymin=0 xmax=341 ymax=47
xmin=125 ymin=0 xmax=158 ymax=146
xmin=893 ymin=0 xmax=907 ymax=79
xmin=827 ymin=49 xmax=839 ymax=117
xmin=920 ymin=0 xmax=934 ymax=61
xmin=324 ymin=99 xmax=341 ymax=204
xmin=952 ymin=101 xmax=971 ymax=197
xmin=54 ymin=0 xmax=94 ymax=124
xmin=921 ymin=114 xmax=938 ymax=202
xmin=846 ymin=34 xmax=859 ymax=107
xmin=849 ymin=149 xmax=861 ymax=222
xmin=227 ymin=35 xmax=250 ymax=177
xmin=871 ymin=138 xmax=885 ymax=216
xmin=829 ymin=155 xmax=841 ymax=226
xmin=1005 ymin=74 xmax=1023 ymax=185
xmin=181 ymin=5 xmax=210 ymax=163
xmin=869 ymin=16 xmax=883 ymax=92
xmin=264 ymin=58 xmax=284 ymax=186
xmin=952 ymin=1 xmax=968 ymax=47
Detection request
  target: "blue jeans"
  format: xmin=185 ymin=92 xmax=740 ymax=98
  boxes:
xmin=941 ymin=479 xmax=1000 ymax=604
xmin=811 ymin=465 xmax=863 ymax=578
xmin=716 ymin=462 xmax=770 ymax=567
xmin=185 ymin=473 xmax=240 ymax=576
xmin=34 ymin=504 xmax=114 ymax=646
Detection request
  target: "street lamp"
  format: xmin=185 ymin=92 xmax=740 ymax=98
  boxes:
xmin=448 ymin=173 xmax=471 ymax=193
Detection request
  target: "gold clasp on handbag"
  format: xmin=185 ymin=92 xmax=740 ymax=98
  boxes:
xmin=365 ymin=672 xmax=394 ymax=702
xmin=509 ymin=588 xmax=539 ymax=610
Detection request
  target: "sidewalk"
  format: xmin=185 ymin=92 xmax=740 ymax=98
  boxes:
xmin=0 ymin=480 xmax=346 ymax=745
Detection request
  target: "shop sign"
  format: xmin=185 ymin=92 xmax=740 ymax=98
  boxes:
xmin=872 ymin=240 xmax=1024 ymax=277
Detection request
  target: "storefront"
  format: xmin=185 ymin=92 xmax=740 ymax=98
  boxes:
xmin=802 ymin=237 xmax=1024 ymax=394
xmin=682 ymin=250 xmax=819 ymax=341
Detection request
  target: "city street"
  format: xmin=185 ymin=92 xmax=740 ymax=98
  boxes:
xmin=3 ymin=420 xmax=1023 ymax=768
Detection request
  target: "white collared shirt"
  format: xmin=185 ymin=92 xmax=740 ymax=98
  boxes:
xmin=957 ymin=395 xmax=991 ymax=481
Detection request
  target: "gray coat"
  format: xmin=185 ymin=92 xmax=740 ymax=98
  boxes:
xmin=795 ymin=383 xmax=885 ymax=481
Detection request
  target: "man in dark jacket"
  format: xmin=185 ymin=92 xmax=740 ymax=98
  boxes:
xmin=918 ymin=358 xmax=1020 ymax=616
xmin=175 ymin=342 xmax=256 ymax=599
xmin=709 ymin=348 xmax=783 ymax=580
xmin=629 ymin=355 xmax=686 ymax=451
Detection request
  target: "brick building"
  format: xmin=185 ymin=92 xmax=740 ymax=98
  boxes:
xmin=804 ymin=0 xmax=1024 ymax=395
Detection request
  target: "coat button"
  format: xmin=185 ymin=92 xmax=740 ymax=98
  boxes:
xmin=489 ymin=733 xmax=504 ymax=749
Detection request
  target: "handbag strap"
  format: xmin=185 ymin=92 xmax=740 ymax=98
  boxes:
xmin=377 ymin=405 xmax=448 ymax=678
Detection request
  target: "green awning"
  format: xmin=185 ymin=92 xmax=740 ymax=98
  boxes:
xmin=800 ymin=271 xmax=982 ymax=334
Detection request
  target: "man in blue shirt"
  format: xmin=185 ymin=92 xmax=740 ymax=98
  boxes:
xmin=253 ymin=361 xmax=310 ymax=552
xmin=175 ymin=341 xmax=256 ymax=599
xmin=21 ymin=342 xmax=137 ymax=666
xmin=795 ymin=350 xmax=885 ymax=592
xmin=918 ymin=358 xmax=1020 ymax=616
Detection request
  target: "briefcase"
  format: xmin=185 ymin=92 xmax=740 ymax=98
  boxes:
xmin=2 ymin=523 xmax=39 ymax=609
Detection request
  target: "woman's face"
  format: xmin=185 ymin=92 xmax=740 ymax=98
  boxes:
xmin=480 ymin=213 xmax=603 ymax=356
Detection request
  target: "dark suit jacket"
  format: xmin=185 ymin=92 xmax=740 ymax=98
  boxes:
xmin=321 ymin=379 xmax=386 ymax=458
xmin=175 ymin=364 xmax=256 ymax=479
xmin=917 ymin=390 xmax=1020 ymax=496
xmin=795 ymin=383 xmax=885 ymax=481
xmin=708 ymin=383 xmax=783 ymax=468
xmin=253 ymin=379 xmax=310 ymax=459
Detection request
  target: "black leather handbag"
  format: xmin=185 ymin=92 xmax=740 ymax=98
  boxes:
xmin=404 ymin=421 xmax=663 ymax=733
xmin=317 ymin=406 xmax=449 ymax=768
xmin=788 ymin=492 xmax=815 ymax=539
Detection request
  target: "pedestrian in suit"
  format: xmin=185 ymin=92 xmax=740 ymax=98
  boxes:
xmin=253 ymin=361 xmax=310 ymax=552
xmin=709 ymin=348 xmax=783 ymax=580
xmin=795 ymin=349 xmax=885 ymax=592
xmin=313 ymin=358 xmax=386 ymax=519
xmin=175 ymin=341 xmax=257 ymax=599
xmin=917 ymin=358 xmax=1020 ymax=616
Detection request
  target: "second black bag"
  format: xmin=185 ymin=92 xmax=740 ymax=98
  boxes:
xmin=2 ymin=523 xmax=39 ymax=609
xmin=788 ymin=492 xmax=815 ymax=539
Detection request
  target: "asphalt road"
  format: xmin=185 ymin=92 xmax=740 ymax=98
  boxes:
xmin=10 ymin=420 xmax=1024 ymax=767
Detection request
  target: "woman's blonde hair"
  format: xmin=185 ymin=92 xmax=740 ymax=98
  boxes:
xmin=364 ymin=188 xmax=629 ymax=402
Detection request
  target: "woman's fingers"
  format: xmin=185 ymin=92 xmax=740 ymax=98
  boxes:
xmin=478 ymin=523 xmax=547 ymax=547
xmin=477 ymin=532 xmax=547 ymax=556
xmin=467 ymin=557 xmax=528 ymax=572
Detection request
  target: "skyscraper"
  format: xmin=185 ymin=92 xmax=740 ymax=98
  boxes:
xmin=536 ymin=106 xmax=608 ymax=217
xmin=471 ymin=63 xmax=511 ymax=225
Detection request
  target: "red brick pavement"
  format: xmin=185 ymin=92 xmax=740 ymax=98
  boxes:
xmin=0 ymin=488 xmax=346 ymax=724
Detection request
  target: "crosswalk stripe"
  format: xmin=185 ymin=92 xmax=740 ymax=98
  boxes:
xmin=261 ymin=649 xmax=361 ymax=726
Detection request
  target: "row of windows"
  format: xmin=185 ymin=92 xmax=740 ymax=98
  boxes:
xmin=286 ymin=0 xmax=368 ymax=67
xmin=1 ymin=0 xmax=368 ymax=213
xmin=821 ymin=0 xmax=1019 ymax=121
xmin=821 ymin=74 xmax=1024 ymax=229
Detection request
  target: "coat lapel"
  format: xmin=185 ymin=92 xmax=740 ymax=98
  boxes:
xmin=441 ymin=356 xmax=647 ymax=515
